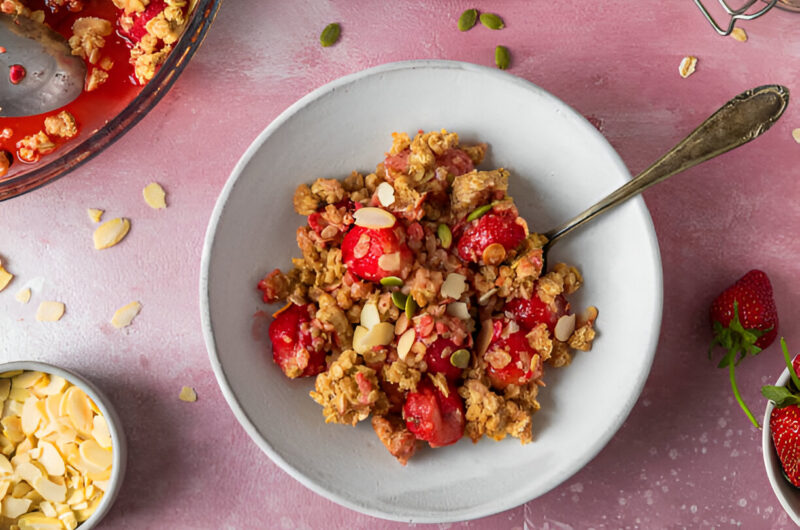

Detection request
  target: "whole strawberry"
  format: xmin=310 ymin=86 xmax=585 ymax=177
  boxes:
xmin=762 ymin=340 xmax=800 ymax=487
xmin=709 ymin=269 xmax=778 ymax=427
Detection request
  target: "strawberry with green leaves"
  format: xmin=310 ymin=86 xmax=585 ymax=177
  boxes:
xmin=762 ymin=339 xmax=800 ymax=487
xmin=709 ymin=269 xmax=779 ymax=428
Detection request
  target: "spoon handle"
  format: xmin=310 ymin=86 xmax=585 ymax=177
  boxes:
xmin=543 ymin=84 xmax=789 ymax=247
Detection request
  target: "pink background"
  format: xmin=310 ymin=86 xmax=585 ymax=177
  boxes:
xmin=2 ymin=1 xmax=800 ymax=527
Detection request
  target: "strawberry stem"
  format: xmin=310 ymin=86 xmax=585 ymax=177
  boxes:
xmin=782 ymin=337 xmax=800 ymax=391
xmin=729 ymin=361 xmax=760 ymax=428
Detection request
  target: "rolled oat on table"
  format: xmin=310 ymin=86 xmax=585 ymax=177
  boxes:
xmin=257 ymin=130 xmax=598 ymax=465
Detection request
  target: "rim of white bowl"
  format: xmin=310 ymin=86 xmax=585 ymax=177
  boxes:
xmin=199 ymin=59 xmax=664 ymax=523
xmin=0 ymin=361 xmax=127 ymax=529
xmin=762 ymin=367 xmax=800 ymax=525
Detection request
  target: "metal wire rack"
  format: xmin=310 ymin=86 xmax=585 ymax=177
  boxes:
xmin=694 ymin=0 xmax=798 ymax=35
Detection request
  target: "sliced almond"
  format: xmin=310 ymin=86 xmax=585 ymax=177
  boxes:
xmin=476 ymin=319 xmax=494 ymax=358
xmin=143 ymin=182 xmax=167 ymax=209
xmin=20 ymin=398 xmax=41 ymax=435
xmin=91 ymin=415 xmax=111 ymax=449
xmin=111 ymin=301 xmax=141 ymax=329
xmin=18 ymin=513 xmax=64 ymax=530
xmin=12 ymin=372 xmax=44 ymax=390
xmin=2 ymin=495 xmax=32 ymax=518
xmin=554 ymin=313 xmax=577 ymax=342
xmin=353 ymin=207 xmax=396 ymax=229
xmin=15 ymin=287 xmax=31 ymax=304
xmin=39 ymin=500 xmax=57 ymax=517
xmin=446 ymin=301 xmax=470 ymax=320
xmin=478 ymin=287 xmax=498 ymax=305
xmin=353 ymin=322 xmax=394 ymax=354
xmin=63 ymin=387 xmax=93 ymax=436
xmin=92 ymin=217 xmax=130 ymax=250
xmin=397 ymin=328 xmax=416 ymax=362
xmin=16 ymin=461 xmax=44 ymax=485
xmin=793 ymin=129 xmax=800 ymax=144
xmin=0 ymin=265 xmax=13 ymax=292
xmin=178 ymin=386 xmax=196 ymax=403
xmin=0 ymin=379 xmax=9 ymax=401
xmin=36 ymin=441 xmax=65 ymax=476
xmin=375 ymin=182 xmax=395 ymax=207
xmin=359 ymin=302 xmax=381 ymax=330
xmin=59 ymin=510 xmax=79 ymax=529
xmin=678 ymin=56 xmax=697 ymax=78
xmin=86 ymin=208 xmax=103 ymax=223
xmin=0 ymin=454 xmax=13 ymax=475
xmin=32 ymin=476 xmax=66 ymax=502
xmin=352 ymin=325 xmax=368 ymax=353
xmin=730 ymin=27 xmax=747 ymax=42
xmin=78 ymin=440 xmax=111 ymax=472
xmin=35 ymin=301 xmax=65 ymax=322
xmin=440 ymin=273 xmax=467 ymax=300
xmin=37 ymin=375 xmax=67 ymax=396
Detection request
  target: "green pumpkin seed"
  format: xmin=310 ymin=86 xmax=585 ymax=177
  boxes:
xmin=458 ymin=9 xmax=478 ymax=31
xmin=392 ymin=291 xmax=407 ymax=310
xmin=466 ymin=203 xmax=493 ymax=222
xmin=320 ymin=23 xmax=341 ymax=47
xmin=495 ymin=45 xmax=510 ymax=70
xmin=405 ymin=294 xmax=418 ymax=319
xmin=450 ymin=349 xmax=470 ymax=369
xmin=480 ymin=13 xmax=504 ymax=30
xmin=437 ymin=224 xmax=452 ymax=249
xmin=380 ymin=276 xmax=404 ymax=287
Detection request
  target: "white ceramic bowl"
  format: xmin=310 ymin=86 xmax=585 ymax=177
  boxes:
xmin=0 ymin=361 xmax=127 ymax=529
xmin=200 ymin=60 xmax=663 ymax=523
xmin=763 ymin=368 xmax=800 ymax=525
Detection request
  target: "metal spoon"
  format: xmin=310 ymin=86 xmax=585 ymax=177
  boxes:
xmin=0 ymin=13 xmax=86 ymax=117
xmin=539 ymin=84 xmax=789 ymax=263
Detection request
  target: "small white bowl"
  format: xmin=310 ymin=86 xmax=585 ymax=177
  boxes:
xmin=0 ymin=361 xmax=127 ymax=529
xmin=763 ymin=367 xmax=800 ymax=525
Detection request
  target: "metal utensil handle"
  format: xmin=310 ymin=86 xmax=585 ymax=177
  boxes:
xmin=694 ymin=0 xmax=778 ymax=36
xmin=543 ymin=84 xmax=789 ymax=247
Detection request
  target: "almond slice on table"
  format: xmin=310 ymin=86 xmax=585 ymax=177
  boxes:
xmin=678 ymin=56 xmax=697 ymax=78
xmin=142 ymin=182 xmax=167 ymax=209
xmin=92 ymin=218 xmax=130 ymax=250
xmin=35 ymin=302 xmax=65 ymax=322
xmin=0 ymin=264 xmax=13 ymax=292
xmin=792 ymin=129 xmax=800 ymax=144
xmin=15 ymin=287 xmax=31 ymax=303
xmin=86 ymin=208 xmax=103 ymax=223
xmin=111 ymin=301 xmax=141 ymax=329
xmin=179 ymin=386 xmax=197 ymax=403
xmin=730 ymin=27 xmax=747 ymax=42
xmin=353 ymin=207 xmax=396 ymax=229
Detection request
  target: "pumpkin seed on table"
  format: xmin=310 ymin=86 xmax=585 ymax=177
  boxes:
xmin=320 ymin=23 xmax=341 ymax=47
xmin=480 ymin=12 xmax=504 ymax=30
xmin=495 ymin=46 xmax=510 ymax=70
xmin=458 ymin=9 xmax=478 ymax=31
xmin=437 ymin=223 xmax=452 ymax=249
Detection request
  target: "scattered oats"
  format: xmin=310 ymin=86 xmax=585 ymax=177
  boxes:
xmin=0 ymin=264 xmax=12 ymax=292
xmin=792 ymin=129 xmax=800 ymax=144
xmin=35 ymin=301 xmax=65 ymax=322
xmin=179 ymin=386 xmax=197 ymax=402
xmin=87 ymin=208 xmax=104 ymax=223
xmin=678 ymin=56 xmax=697 ymax=78
xmin=93 ymin=217 xmax=130 ymax=250
xmin=730 ymin=27 xmax=747 ymax=42
xmin=142 ymin=182 xmax=167 ymax=209
xmin=110 ymin=301 xmax=141 ymax=329
xmin=15 ymin=287 xmax=30 ymax=304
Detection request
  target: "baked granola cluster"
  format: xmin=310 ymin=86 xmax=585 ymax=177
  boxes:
xmin=258 ymin=130 xmax=598 ymax=464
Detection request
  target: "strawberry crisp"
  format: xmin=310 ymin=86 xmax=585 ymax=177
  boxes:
xmin=257 ymin=130 xmax=598 ymax=465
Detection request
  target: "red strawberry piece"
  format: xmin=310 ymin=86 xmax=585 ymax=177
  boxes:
xmin=121 ymin=0 xmax=168 ymax=42
xmin=710 ymin=269 xmax=779 ymax=427
xmin=257 ymin=269 xmax=286 ymax=304
xmin=484 ymin=318 xmax=542 ymax=390
xmin=403 ymin=378 xmax=465 ymax=447
xmin=456 ymin=208 xmax=526 ymax=264
xmin=436 ymin=148 xmax=474 ymax=176
xmin=504 ymin=289 xmax=568 ymax=334
xmin=770 ymin=405 xmax=800 ymax=487
xmin=423 ymin=338 xmax=464 ymax=381
xmin=268 ymin=303 xmax=326 ymax=378
xmin=341 ymin=224 xmax=413 ymax=282
xmin=384 ymin=149 xmax=409 ymax=174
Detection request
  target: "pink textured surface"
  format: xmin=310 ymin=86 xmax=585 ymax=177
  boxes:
xmin=1 ymin=1 xmax=800 ymax=528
